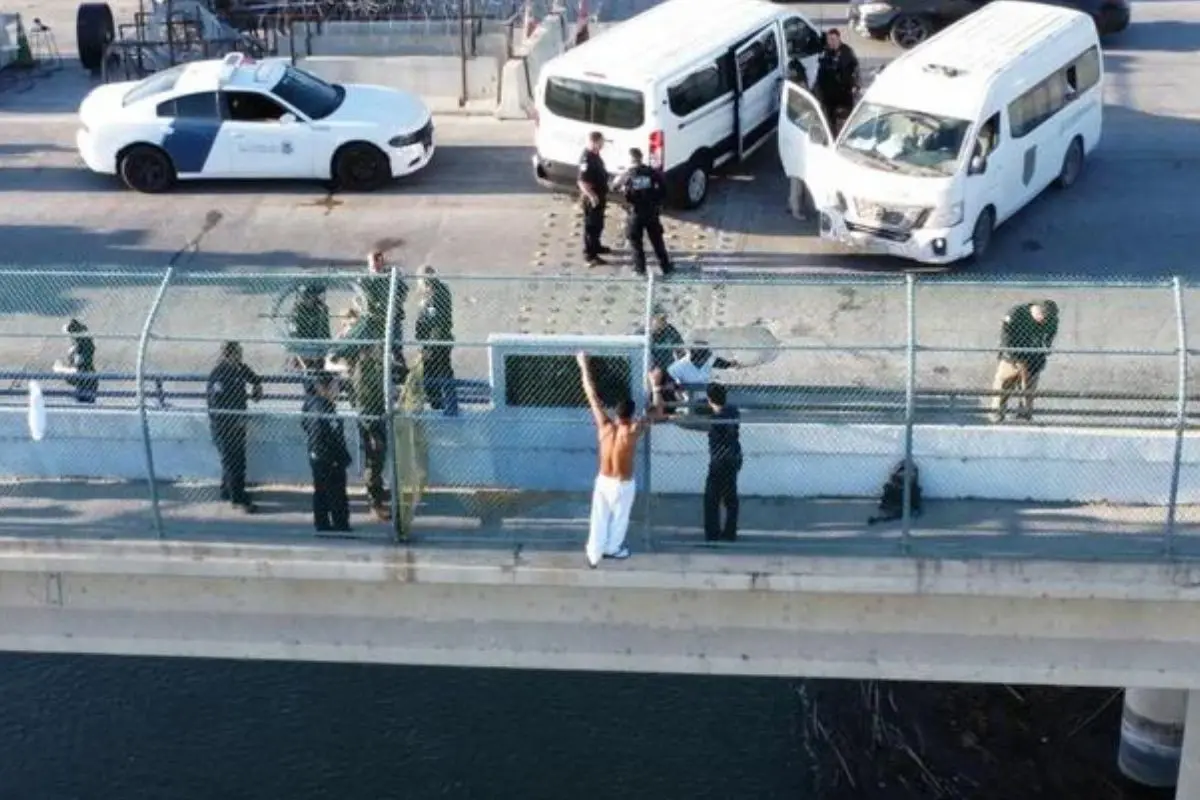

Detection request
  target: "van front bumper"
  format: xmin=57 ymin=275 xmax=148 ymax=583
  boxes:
xmin=819 ymin=209 xmax=970 ymax=265
xmin=532 ymin=154 xmax=579 ymax=192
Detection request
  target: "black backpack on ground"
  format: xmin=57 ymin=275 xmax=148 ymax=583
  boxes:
xmin=868 ymin=460 xmax=922 ymax=525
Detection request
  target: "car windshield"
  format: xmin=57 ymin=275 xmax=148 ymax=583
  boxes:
xmin=271 ymin=65 xmax=344 ymax=120
xmin=122 ymin=64 xmax=187 ymax=106
xmin=837 ymin=103 xmax=972 ymax=178
xmin=543 ymin=77 xmax=644 ymax=130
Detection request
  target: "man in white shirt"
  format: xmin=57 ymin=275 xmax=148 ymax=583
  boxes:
xmin=667 ymin=342 xmax=741 ymax=390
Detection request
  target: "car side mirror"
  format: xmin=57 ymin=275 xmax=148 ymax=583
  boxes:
xmin=969 ymin=155 xmax=987 ymax=175
xmin=280 ymin=113 xmax=297 ymax=125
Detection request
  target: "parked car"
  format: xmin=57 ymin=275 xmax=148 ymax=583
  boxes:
xmin=847 ymin=0 xmax=1130 ymax=49
xmin=76 ymin=53 xmax=434 ymax=193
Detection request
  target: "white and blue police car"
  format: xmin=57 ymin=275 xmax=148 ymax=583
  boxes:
xmin=76 ymin=53 xmax=435 ymax=193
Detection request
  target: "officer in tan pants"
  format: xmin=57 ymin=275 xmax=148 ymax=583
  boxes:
xmin=991 ymin=300 xmax=1059 ymax=423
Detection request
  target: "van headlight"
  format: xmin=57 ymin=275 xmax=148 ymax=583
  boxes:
xmin=924 ymin=202 xmax=963 ymax=228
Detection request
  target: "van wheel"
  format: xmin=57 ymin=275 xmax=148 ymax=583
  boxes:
xmin=890 ymin=14 xmax=933 ymax=49
xmin=1055 ymin=137 xmax=1085 ymax=189
xmin=678 ymin=155 xmax=711 ymax=209
xmin=969 ymin=207 xmax=996 ymax=263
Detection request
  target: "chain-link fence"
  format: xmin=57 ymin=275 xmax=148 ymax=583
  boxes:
xmin=1 ymin=269 xmax=1198 ymax=559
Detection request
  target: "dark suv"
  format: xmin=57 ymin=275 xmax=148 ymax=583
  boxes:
xmin=847 ymin=0 xmax=1131 ymax=49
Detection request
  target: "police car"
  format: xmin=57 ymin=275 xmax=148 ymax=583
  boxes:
xmin=76 ymin=53 xmax=435 ymax=193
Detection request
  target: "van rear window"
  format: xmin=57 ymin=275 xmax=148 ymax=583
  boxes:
xmin=544 ymin=77 xmax=644 ymax=130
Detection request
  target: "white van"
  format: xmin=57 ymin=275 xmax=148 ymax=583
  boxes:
xmin=532 ymin=0 xmax=826 ymax=208
xmin=780 ymin=1 xmax=1103 ymax=265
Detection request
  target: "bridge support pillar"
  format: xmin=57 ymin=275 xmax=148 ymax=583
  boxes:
xmin=1118 ymin=688 xmax=1193 ymax=791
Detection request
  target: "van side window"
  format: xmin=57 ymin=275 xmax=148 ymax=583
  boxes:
xmin=1007 ymin=46 xmax=1101 ymax=139
xmin=783 ymin=17 xmax=821 ymax=60
xmin=737 ymin=31 xmax=780 ymax=91
xmin=667 ymin=64 xmax=729 ymax=117
xmin=785 ymin=88 xmax=828 ymax=146
xmin=975 ymin=113 xmax=1000 ymax=159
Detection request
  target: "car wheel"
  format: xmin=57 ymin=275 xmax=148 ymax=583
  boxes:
xmin=676 ymin=154 xmax=711 ymax=210
xmin=889 ymin=14 xmax=933 ymax=49
xmin=1055 ymin=137 xmax=1085 ymax=189
xmin=119 ymin=145 xmax=176 ymax=193
xmin=333 ymin=142 xmax=391 ymax=192
xmin=969 ymin=207 xmax=996 ymax=263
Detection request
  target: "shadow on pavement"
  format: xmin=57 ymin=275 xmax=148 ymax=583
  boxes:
xmin=1 ymin=479 xmax=1193 ymax=561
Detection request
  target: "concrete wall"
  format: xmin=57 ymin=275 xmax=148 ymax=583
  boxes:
xmin=1 ymin=407 xmax=1196 ymax=504
xmin=8 ymin=537 xmax=1200 ymax=685
xmin=298 ymin=54 xmax=502 ymax=104
xmin=496 ymin=12 xmax=569 ymax=119
xmin=277 ymin=19 xmax=511 ymax=107
xmin=0 ymin=14 xmax=21 ymax=70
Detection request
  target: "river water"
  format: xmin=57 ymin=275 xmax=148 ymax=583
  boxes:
xmin=0 ymin=654 xmax=1176 ymax=800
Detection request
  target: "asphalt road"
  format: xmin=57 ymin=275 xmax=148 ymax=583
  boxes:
xmin=1 ymin=1 xmax=1199 ymax=423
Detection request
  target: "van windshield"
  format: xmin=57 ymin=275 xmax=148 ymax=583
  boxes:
xmin=544 ymin=77 xmax=644 ymax=130
xmin=837 ymin=103 xmax=971 ymax=178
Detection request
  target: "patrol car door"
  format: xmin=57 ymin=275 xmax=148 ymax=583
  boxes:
xmin=734 ymin=27 xmax=784 ymax=160
xmin=777 ymin=82 xmax=836 ymax=210
xmin=218 ymin=90 xmax=315 ymax=178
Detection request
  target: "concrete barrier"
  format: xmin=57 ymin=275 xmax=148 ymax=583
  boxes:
xmin=496 ymin=12 xmax=569 ymax=120
xmin=0 ymin=14 xmax=21 ymax=70
xmin=2 ymin=406 xmax=1197 ymax=504
xmin=297 ymin=54 xmax=502 ymax=104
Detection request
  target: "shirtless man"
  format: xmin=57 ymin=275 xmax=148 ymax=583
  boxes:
xmin=577 ymin=351 xmax=663 ymax=568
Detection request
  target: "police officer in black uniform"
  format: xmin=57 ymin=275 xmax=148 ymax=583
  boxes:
xmin=816 ymin=28 xmax=860 ymax=134
xmin=577 ymin=130 xmax=613 ymax=267
xmin=301 ymin=371 xmax=352 ymax=532
xmin=615 ymin=147 xmax=673 ymax=277
xmin=206 ymin=340 xmax=263 ymax=512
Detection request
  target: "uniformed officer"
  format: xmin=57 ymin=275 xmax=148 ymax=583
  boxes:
xmin=58 ymin=318 xmax=98 ymax=404
xmin=703 ymin=382 xmax=742 ymax=542
xmin=577 ymin=131 xmax=613 ymax=267
xmin=614 ymin=148 xmax=673 ymax=277
xmin=356 ymin=250 xmax=409 ymax=382
xmin=991 ymin=300 xmax=1059 ymax=423
xmin=206 ymin=340 xmax=263 ymax=513
xmin=816 ymin=29 xmax=860 ymax=133
xmin=285 ymin=283 xmax=331 ymax=373
xmin=348 ymin=341 xmax=391 ymax=521
xmin=415 ymin=265 xmax=458 ymax=415
xmin=301 ymin=371 xmax=353 ymax=532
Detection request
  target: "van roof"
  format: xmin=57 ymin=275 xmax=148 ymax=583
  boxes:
xmin=866 ymin=0 xmax=1093 ymax=119
xmin=544 ymin=0 xmax=785 ymax=88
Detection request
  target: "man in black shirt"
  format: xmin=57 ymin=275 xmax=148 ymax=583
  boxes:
xmin=205 ymin=340 xmax=263 ymax=512
xmin=703 ymin=382 xmax=742 ymax=542
xmin=614 ymin=147 xmax=672 ymax=276
xmin=302 ymin=371 xmax=353 ymax=532
xmin=59 ymin=318 xmax=98 ymax=404
xmin=577 ymin=131 xmax=612 ymax=267
xmin=991 ymin=300 xmax=1059 ymax=423
xmin=816 ymin=29 xmax=860 ymax=133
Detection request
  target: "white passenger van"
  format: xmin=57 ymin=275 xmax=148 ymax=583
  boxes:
xmin=780 ymin=1 xmax=1103 ymax=265
xmin=532 ymin=0 xmax=826 ymax=208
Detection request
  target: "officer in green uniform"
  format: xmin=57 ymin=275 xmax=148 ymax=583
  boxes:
xmin=285 ymin=284 xmax=331 ymax=373
xmin=331 ymin=289 xmax=391 ymax=522
xmin=990 ymin=299 xmax=1059 ymax=423
xmin=414 ymin=265 xmax=457 ymax=414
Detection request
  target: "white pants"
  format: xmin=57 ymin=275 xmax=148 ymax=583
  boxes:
xmin=587 ymin=474 xmax=636 ymax=563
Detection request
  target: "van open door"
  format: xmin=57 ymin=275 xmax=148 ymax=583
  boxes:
xmin=778 ymin=80 xmax=836 ymax=213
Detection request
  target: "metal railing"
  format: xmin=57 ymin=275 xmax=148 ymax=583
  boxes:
xmin=0 ymin=267 xmax=1196 ymax=559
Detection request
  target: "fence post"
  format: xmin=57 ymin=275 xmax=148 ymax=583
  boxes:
xmin=135 ymin=267 xmax=175 ymax=539
xmin=384 ymin=266 xmax=403 ymax=543
xmin=640 ymin=273 xmax=656 ymax=553
xmin=1166 ymin=276 xmax=1188 ymax=556
xmin=901 ymin=273 xmax=916 ymax=553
